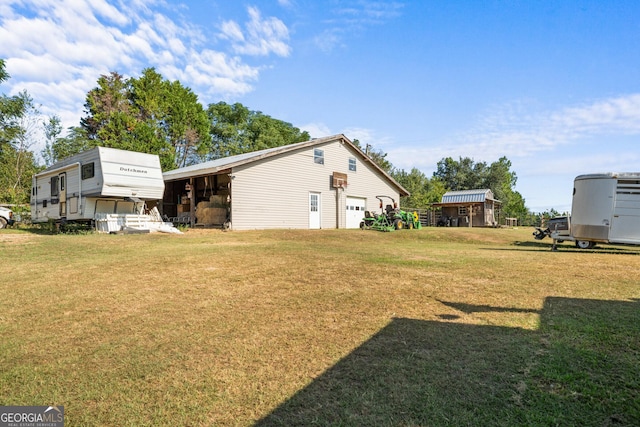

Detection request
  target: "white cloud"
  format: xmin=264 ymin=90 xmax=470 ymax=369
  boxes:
xmin=300 ymin=122 xmax=333 ymax=138
xmin=220 ymin=20 xmax=245 ymax=43
xmin=219 ymin=6 xmax=290 ymax=57
xmin=386 ymin=93 xmax=640 ymax=173
xmin=380 ymin=94 xmax=640 ymax=212
xmin=341 ymin=127 xmax=395 ymax=148
xmin=88 ymin=0 xmax=131 ymax=26
xmin=297 ymin=123 xmax=395 ymax=149
xmin=549 ymin=94 xmax=640 ymax=136
xmin=313 ymin=1 xmax=404 ymax=52
xmin=336 ymin=1 xmax=404 ymax=25
xmin=0 ymin=1 xmax=291 ymax=135
xmin=313 ymin=29 xmax=344 ymax=54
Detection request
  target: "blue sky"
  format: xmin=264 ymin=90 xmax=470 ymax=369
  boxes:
xmin=1 ymin=0 xmax=639 ymax=212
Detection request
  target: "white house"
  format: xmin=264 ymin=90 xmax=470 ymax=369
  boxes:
xmin=161 ymin=134 xmax=409 ymax=230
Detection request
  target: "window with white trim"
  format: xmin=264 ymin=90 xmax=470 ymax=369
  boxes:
xmin=314 ymin=148 xmax=324 ymax=164
xmin=349 ymin=157 xmax=356 ymax=171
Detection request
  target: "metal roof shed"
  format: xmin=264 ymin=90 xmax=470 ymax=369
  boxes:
xmin=432 ymin=189 xmax=501 ymax=227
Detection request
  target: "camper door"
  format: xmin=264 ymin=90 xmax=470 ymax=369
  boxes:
xmin=58 ymin=172 xmax=67 ymax=217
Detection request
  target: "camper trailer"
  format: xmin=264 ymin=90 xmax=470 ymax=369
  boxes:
xmin=535 ymin=173 xmax=640 ymax=250
xmin=31 ymin=147 xmax=165 ymax=231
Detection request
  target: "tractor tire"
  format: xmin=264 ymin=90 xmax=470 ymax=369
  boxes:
xmin=0 ymin=217 xmax=7 ymax=229
xmin=359 ymin=221 xmax=365 ymax=230
xmin=393 ymin=219 xmax=404 ymax=230
xmin=407 ymin=221 xmax=414 ymax=230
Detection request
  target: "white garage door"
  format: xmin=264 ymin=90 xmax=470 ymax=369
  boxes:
xmin=346 ymin=197 xmax=366 ymax=228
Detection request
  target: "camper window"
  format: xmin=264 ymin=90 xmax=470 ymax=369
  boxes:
xmin=82 ymin=162 xmax=95 ymax=180
xmin=51 ymin=176 xmax=59 ymax=197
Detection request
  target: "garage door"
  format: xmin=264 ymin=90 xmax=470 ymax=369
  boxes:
xmin=346 ymin=197 xmax=366 ymax=228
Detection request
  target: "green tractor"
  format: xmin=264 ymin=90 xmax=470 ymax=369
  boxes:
xmin=360 ymin=196 xmax=422 ymax=231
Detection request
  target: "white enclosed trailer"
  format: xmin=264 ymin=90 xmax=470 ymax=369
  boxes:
xmin=550 ymin=172 xmax=640 ymax=249
xmin=31 ymin=147 xmax=165 ymax=231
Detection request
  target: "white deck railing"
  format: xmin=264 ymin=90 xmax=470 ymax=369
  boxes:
xmin=94 ymin=208 xmax=181 ymax=234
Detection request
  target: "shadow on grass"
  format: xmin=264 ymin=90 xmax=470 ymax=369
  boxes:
xmin=483 ymin=240 xmax=640 ymax=255
xmin=509 ymin=237 xmax=640 ymax=252
xmin=256 ymin=298 xmax=640 ymax=426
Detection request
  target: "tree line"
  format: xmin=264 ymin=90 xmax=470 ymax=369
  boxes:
xmin=43 ymin=68 xmax=311 ymax=171
xmin=1 ymin=59 xmax=532 ymax=223
xmin=389 ymin=156 xmax=529 ymax=223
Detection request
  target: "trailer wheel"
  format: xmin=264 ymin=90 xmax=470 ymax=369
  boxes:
xmin=576 ymin=240 xmax=594 ymax=249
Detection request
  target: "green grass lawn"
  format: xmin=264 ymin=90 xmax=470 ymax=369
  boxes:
xmin=1 ymin=227 xmax=639 ymax=426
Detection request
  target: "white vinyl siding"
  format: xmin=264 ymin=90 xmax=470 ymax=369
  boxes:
xmin=231 ymin=147 xmax=332 ymax=229
xmin=230 ymin=139 xmax=402 ymax=230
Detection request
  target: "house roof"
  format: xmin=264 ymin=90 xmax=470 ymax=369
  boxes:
xmin=437 ymin=189 xmax=500 ymax=204
xmin=163 ymin=134 xmax=409 ymax=196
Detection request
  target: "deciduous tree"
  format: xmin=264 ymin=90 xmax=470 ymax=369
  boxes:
xmin=207 ymin=101 xmax=309 ymax=159
xmin=80 ymin=68 xmax=210 ymax=170
xmin=432 ymin=155 xmax=526 ymax=222
xmin=0 ymin=60 xmax=40 ymax=204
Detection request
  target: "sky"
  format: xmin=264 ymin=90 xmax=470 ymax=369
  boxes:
xmin=1 ymin=0 xmax=639 ymax=213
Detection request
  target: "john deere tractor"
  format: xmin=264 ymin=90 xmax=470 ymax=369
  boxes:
xmin=360 ymin=196 xmax=422 ymax=231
